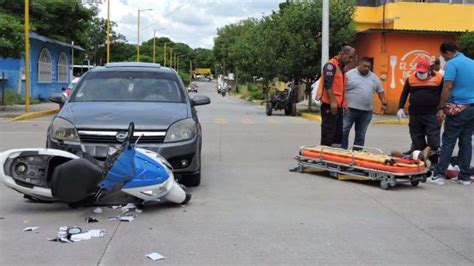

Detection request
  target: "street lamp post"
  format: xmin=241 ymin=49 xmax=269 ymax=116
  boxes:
xmin=163 ymin=42 xmax=167 ymax=67
xmin=176 ymin=55 xmax=180 ymax=72
xmin=321 ymin=0 xmax=329 ymax=70
xmin=169 ymin=48 xmax=173 ymax=68
xmin=137 ymin=8 xmax=152 ymax=62
xmin=24 ymin=0 xmax=30 ymax=112
xmin=153 ymin=28 xmax=165 ymax=64
xmin=106 ymin=0 xmax=110 ymax=63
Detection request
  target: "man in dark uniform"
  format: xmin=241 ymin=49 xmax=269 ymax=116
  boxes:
xmin=398 ymin=59 xmax=443 ymax=165
xmin=316 ymin=46 xmax=355 ymax=147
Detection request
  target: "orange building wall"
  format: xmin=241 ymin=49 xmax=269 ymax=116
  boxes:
xmin=354 ymin=32 xmax=456 ymax=114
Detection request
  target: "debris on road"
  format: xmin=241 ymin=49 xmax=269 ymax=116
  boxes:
xmin=70 ymin=229 xmax=106 ymax=242
xmin=48 ymin=226 xmax=105 ymax=243
xmin=107 ymin=213 xmax=136 ymax=222
xmin=93 ymin=207 xmax=103 ymax=214
xmin=23 ymin=226 xmax=39 ymax=232
xmin=146 ymin=252 xmax=166 ymax=261
xmin=85 ymin=217 xmax=99 ymax=223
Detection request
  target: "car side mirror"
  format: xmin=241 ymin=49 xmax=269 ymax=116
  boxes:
xmin=191 ymin=95 xmax=210 ymax=106
xmin=49 ymin=93 xmax=66 ymax=105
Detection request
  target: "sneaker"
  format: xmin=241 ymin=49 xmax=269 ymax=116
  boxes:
xmin=454 ymin=179 xmax=471 ymax=186
xmin=427 ymin=175 xmax=445 ymax=186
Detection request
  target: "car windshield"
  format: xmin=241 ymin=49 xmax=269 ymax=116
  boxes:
xmin=70 ymin=71 xmax=185 ymax=103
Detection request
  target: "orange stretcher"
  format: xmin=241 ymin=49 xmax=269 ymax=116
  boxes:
xmin=295 ymin=145 xmax=429 ymax=190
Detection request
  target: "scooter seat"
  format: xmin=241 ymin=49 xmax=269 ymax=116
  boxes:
xmin=51 ymin=158 xmax=102 ymax=202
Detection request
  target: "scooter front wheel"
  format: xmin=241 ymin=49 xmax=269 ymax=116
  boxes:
xmin=164 ymin=181 xmax=190 ymax=204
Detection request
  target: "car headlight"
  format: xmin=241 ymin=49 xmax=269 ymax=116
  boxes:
xmin=52 ymin=118 xmax=79 ymax=142
xmin=164 ymin=118 xmax=196 ymax=143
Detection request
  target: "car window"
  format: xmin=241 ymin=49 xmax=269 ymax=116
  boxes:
xmin=70 ymin=71 xmax=185 ymax=103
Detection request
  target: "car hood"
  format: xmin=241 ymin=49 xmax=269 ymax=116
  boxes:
xmin=59 ymin=102 xmax=189 ymax=130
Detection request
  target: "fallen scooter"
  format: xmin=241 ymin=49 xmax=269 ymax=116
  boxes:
xmin=0 ymin=122 xmax=191 ymax=206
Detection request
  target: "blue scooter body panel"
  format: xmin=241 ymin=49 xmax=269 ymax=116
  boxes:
xmin=100 ymin=144 xmax=169 ymax=190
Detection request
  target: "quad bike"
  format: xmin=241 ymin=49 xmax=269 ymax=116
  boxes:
xmin=265 ymin=88 xmax=297 ymax=116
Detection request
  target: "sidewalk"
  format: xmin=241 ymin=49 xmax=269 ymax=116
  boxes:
xmin=0 ymin=102 xmax=59 ymax=120
xmin=295 ymin=101 xmax=408 ymax=124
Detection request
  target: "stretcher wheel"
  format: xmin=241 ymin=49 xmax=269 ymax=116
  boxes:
xmin=297 ymin=165 xmax=305 ymax=173
xmin=380 ymin=180 xmax=389 ymax=190
xmin=410 ymin=180 xmax=420 ymax=187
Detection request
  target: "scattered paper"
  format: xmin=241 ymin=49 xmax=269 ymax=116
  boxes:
xmin=146 ymin=252 xmax=166 ymax=261
xmin=93 ymin=207 xmax=103 ymax=214
xmin=89 ymin=229 xmax=106 ymax=238
xmin=23 ymin=226 xmax=39 ymax=232
xmin=70 ymin=232 xmax=92 ymax=242
xmin=108 ymin=214 xmax=136 ymax=222
xmin=122 ymin=203 xmax=137 ymax=212
xmin=120 ymin=216 xmax=135 ymax=222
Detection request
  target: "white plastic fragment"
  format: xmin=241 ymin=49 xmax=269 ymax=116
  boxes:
xmin=146 ymin=252 xmax=166 ymax=261
xmin=93 ymin=207 xmax=103 ymax=214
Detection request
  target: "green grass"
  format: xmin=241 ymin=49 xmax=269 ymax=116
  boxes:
xmin=0 ymin=89 xmax=40 ymax=105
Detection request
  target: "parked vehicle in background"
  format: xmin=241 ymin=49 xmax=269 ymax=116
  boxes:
xmin=266 ymin=87 xmax=297 ymax=116
xmin=47 ymin=62 xmax=211 ymax=186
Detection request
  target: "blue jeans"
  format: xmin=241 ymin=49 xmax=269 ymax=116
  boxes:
xmin=434 ymin=106 xmax=474 ymax=181
xmin=342 ymin=108 xmax=373 ymax=150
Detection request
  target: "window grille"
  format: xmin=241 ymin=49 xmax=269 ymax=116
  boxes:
xmin=58 ymin=52 xmax=69 ymax=82
xmin=38 ymin=48 xmax=52 ymax=83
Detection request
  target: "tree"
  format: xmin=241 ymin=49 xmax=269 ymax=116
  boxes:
xmin=84 ymin=17 xmax=127 ymax=65
xmin=459 ymin=31 xmax=474 ymax=58
xmin=212 ymin=0 xmax=356 ymax=85
xmin=0 ymin=0 xmax=96 ymax=58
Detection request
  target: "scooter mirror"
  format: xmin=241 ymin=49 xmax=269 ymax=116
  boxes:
xmin=49 ymin=93 xmax=66 ymax=105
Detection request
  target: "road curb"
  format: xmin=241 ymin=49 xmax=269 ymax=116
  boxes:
xmin=11 ymin=109 xmax=59 ymax=122
xmin=299 ymin=112 xmax=321 ymax=122
xmin=373 ymin=119 xmax=409 ymax=125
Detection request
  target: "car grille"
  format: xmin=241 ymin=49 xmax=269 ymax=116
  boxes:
xmin=78 ymin=130 xmax=166 ymax=144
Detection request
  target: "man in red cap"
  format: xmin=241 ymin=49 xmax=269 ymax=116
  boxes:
xmin=398 ymin=59 xmax=444 ymax=165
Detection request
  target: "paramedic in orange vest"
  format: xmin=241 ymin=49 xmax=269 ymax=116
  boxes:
xmin=317 ymin=46 xmax=355 ymax=147
xmin=397 ymin=59 xmax=443 ymax=164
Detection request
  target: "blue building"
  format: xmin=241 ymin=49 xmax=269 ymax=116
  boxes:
xmin=0 ymin=32 xmax=84 ymax=100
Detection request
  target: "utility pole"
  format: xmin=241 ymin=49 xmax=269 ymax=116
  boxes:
xmin=153 ymin=29 xmax=156 ymax=63
xmin=321 ymin=0 xmax=329 ymax=70
xmin=189 ymin=60 xmax=192 ymax=80
xmin=106 ymin=0 xmax=110 ymax=63
xmin=137 ymin=8 xmax=152 ymax=62
xmin=164 ymin=42 xmax=167 ymax=67
xmin=24 ymin=0 xmax=30 ymax=112
xmin=169 ymin=48 xmax=173 ymax=69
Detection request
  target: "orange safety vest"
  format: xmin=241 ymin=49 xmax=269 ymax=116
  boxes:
xmin=407 ymin=71 xmax=443 ymax=88
xmin=316 ymin=56 xmax=346 ymax=107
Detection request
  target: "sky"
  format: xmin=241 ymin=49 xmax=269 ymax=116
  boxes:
xmin=94 ymin=0 xmax=282 ymax=49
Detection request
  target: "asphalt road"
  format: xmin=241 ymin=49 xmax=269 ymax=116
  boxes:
xmin=0 ymin=81 xmax=473 ymax=265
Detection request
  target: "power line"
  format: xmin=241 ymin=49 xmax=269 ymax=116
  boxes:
xmin=141 ymin=0 xmax=191 ymax=31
